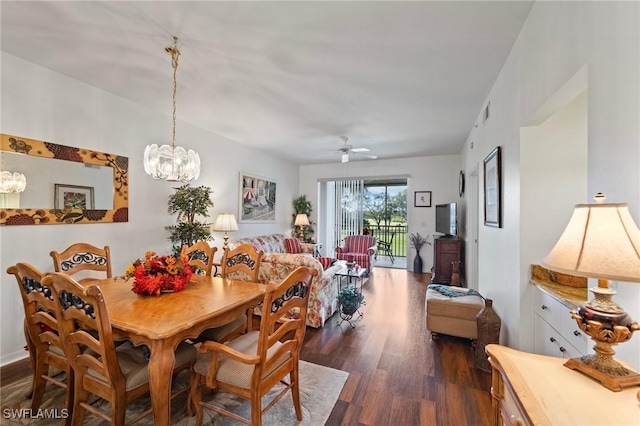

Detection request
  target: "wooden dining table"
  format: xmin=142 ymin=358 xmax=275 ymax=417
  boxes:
xmin=93 ymin=274 xmax=266 ymax=426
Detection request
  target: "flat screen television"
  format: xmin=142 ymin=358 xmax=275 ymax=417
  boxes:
xmin=435 ymin=203 xmax=457 ymax=237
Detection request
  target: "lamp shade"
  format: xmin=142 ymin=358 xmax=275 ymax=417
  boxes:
xmin=541 ymin=202 xmax=640 ymax=282
xmin=212 ymin=213 xmax=238 ymax=232
xmin=294 ymin=214 xmax=310 ymax=226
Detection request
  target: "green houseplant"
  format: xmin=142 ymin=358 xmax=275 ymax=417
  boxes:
xmin=338 ymin=285 xmax=365 ymax=316
xmin=166 ymin=184 xmax=214 ymax=255
xmin=409 ymin=232 xmax=431 ymax=273
xmin=292 ymin=195 xmax=315 ymax=242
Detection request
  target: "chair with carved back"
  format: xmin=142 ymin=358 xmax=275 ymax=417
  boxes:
xmin=192 ymin=243 xmax=265 ymax=344
xmin=189 ymin=266 xmax=318 ymax=426
xmin=181 ymin=241 xmax=218 ymax=276
xmin=44 ymin=272 xmax=197 ymax=425
xmin=6 ymin=263 xmax=73 ymax=422
xmin=50 ymin=243 xmax=112 ymax=284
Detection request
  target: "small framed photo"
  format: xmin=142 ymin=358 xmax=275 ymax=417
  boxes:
xmin=483 ymin=146 xmax=502 ymax=227
xmin=54 ymin=184 xmax=95 ymax=210
xmin=414 ymin=191 xmax=432 ymax=207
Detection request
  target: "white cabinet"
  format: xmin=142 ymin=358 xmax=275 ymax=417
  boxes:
xmin=533 ymin=286 xmax=589 ymax=359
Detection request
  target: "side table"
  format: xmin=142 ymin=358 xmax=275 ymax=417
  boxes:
xmin=335 ymin=266 xmax=366 ymax=328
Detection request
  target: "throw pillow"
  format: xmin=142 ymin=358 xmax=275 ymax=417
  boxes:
xmin=317 ymin=256 xmax=337 ymax=270
xmin=284 ymin=238 xmax=302 ymax=254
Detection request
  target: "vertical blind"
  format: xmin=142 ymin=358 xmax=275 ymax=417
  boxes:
xmin=334 ymin=179 xmax=364 ymax=245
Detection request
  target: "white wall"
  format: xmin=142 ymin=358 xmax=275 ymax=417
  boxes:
xmin=299 ymin=155 xmax=461 ymax=272
xmin=0 ymin=53 xmax=299 ymax=365
xmin=461 ymin=2 xmax=640 ymax=369
xmin=520 ymin=89 xmax=588 ymax=349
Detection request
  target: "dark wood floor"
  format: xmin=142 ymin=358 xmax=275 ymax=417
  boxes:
xmin=301 ymin=267 xmax=493 ymax=426
xmin=1 ymin=267 xmax=493 ymax=425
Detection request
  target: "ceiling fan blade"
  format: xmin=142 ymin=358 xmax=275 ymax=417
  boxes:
xmin=351 ymin=147 xmax=370 ymax=153
xmin=361 ymin=153 xmax=378 ymax=160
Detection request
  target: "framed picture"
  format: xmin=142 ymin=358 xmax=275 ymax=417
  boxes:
xmin=483 ymin=146 xmax=502 ymax=227
xmin=239 ymin=173 xmax=276 ymax=222
xmin=54 ymin=184 xmax=95 ymax=210
xmin=414 ymin=191 xmax=432 ymax=207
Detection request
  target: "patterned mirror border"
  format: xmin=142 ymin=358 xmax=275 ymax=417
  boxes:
xmin=1 ymin=133 xmax=128 ymax=225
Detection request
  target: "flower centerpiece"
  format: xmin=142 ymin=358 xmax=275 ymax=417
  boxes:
xmin=124 ymin=251 xmax=193 ymax=296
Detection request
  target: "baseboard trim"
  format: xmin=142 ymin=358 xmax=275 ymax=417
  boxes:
xmin=1 ymin=356 xmax=31 ymax=386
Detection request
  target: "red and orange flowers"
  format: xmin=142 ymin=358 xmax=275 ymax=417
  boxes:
xmin=125 ymin=251 xmax=193 ymax=296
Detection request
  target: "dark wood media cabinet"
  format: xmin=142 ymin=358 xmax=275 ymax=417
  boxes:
xmin=431 ymin=237 xmax=463 ymax=285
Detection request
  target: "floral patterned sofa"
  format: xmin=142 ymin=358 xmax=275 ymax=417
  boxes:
xmin=228 ymin=234 xmax=343 ymax=328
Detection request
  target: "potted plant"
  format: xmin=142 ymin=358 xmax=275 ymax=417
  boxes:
xmin=338 ymin=285 xmax=365 ymax=316
xmin=409 ymin=232 xmax=431 ymax=273
xmin=292 ymin=195 xmax=315 ymax=242
xmin=166 ymin=184 xmax=214 ymax=255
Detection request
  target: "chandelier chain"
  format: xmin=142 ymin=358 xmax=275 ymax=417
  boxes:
xmin=168 ymin=36 xmax=180 ymax=151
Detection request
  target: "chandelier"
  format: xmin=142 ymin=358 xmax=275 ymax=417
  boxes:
xmin=0 ymin=153 xmax=26 ymax=193
xmin=0 ymin=171 xmax=26 ymax=193
xmin=144 ymin=36 xmax=201 ymax=182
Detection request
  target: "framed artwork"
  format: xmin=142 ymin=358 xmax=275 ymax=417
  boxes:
xmin=54 ymin=184 xmax=95 ymax=210
xmin=414 ymin=191 xmax=432 ymax=207
xmin=239 ymin=173 xmax=276 ymax=222
xmin=483 ymin=146 xmax=502 ymax=227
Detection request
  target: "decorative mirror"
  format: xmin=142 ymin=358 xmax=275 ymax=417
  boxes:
xmin=1 ymin=133 xmax=128 ymax=225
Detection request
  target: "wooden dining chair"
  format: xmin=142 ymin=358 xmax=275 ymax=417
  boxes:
xmin=44 ymin=272 xmax=198 ymax=425
xmin=7 ymin=263 xmax=74 ymax=423
xmin=181 ymin=241 xmax=218 ymax=276
xmin=221 ymin=243 xmax=264 ymax=283
xmin=193 ymin=243 xmax=265 ymax=344
xmin=50 ymin=242 xmax=112 ymax=284
xmin=189 ymin=266 xmax=318 ymax=426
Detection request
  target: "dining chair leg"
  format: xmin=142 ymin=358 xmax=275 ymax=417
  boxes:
xmin=291 ymin=367 xmax=303 ymax=420
xmin=62 ymin=368 xmax=74 ymax=426
xmin=71 ymin=381 xmax=89 ymax=426
xmin=23 ymin=320 xmax=36 ymax=399
xmin=189 ymin=373 xmax=204 ymax=425
xmin=30 ymin=353 xmax=50 ymax=410
xmin=250 ymin=387 xmax=262 ymax=426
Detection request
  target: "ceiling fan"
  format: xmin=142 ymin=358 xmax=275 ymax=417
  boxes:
xmin=336 ymin=136 xmax=378 ymax=163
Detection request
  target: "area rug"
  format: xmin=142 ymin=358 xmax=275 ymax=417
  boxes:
xmin=0 ymin=360 xmax=348 ymax=425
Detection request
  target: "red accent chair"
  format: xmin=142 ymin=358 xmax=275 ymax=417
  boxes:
xmin=336 ymin=235 xmax=377 ymax=274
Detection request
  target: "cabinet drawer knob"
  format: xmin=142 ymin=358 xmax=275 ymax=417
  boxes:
xmin=550 ymin=337 xmax=556 ymax=343
xmin=559 ymin=346 xmax=566 ymax=353
xmin=510 ymin=414 xmax=525 ymax=426
xmin=573 ymin=330 xmax=582 ymax=337
xmin=541 ymin=304 xmax=548 ymax=310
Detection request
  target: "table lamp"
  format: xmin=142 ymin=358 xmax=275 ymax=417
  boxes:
xmin=541 ymin=193 xmax=640 ymax=391
xmin=294 ymin=213 xmax=309 ymax=240
xmin=212 ymin=213 xmax=238 ymax=250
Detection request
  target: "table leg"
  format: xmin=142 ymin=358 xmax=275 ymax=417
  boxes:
xmin=148 ymin=341 xmax=176 ymax=426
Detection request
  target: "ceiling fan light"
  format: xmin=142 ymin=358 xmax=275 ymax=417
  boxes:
xmin=341 ymin=153 xmax=349 ymax=163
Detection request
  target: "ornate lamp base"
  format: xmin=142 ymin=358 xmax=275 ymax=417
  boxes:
xmin=564 ymin=284 xmax=640 ymax=391
xmin=565 ymin=356 xmax=640 ymax=392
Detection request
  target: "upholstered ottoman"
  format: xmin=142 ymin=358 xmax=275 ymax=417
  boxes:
xmin=425 ymin=285 xmax=485 ymax=341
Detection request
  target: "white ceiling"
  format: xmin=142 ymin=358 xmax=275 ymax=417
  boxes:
xmin=1 ymin=1 xmax=534 ymax=165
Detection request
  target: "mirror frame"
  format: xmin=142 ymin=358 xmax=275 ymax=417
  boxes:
xmin=1 ymin=133 xmax=128 ymax=225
